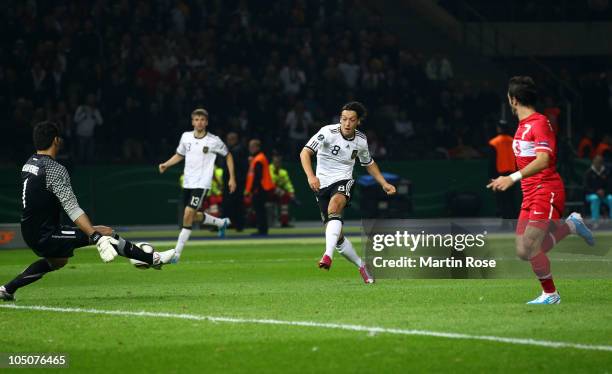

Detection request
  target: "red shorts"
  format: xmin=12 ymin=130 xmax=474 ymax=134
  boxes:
xmin=516 ymin=188 xmax=565 ymax=235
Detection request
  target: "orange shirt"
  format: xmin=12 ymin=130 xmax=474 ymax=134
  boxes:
xmin=489 ymin=134 xmax=517 ymax=174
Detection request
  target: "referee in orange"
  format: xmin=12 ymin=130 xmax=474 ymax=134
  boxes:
xmin=488 ymin=121 xmax=519 ymax=219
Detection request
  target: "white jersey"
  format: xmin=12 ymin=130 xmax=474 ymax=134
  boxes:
xmin=304 ymin=124 xmax=373 ymax=188
xmin=176 ymin=131 xmax=228 ymax=189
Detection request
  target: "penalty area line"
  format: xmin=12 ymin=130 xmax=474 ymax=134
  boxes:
xmin=1 ymin=304 xmax=611 ymax=353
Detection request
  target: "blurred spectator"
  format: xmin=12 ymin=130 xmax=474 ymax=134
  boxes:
xmin=154 ymin=48 xmax=178 ymax=77
xmin=29 ymin=61 xmax=49 ymax=106
xmin=584 ymin=155 xmax=612 ymax=228
xmin=74 ymin=93 xmax=103 ymax=163
xmin=577 ymin=128 xmax=595 ymax=159
xmin=286 ymin=101 xmax=314 ymax=156
xmin=425 ymin=54 xmax=454 ymax=81
xmin=279 ymin=56 xmax=306 ymax=95
xmin=49 ymin=60 xmax=66 ymax=101
xmin=223 ymin=132 xmax=248 ymax=231
xmin=488 ymin=121 xmax=519 ymax=219
xmin=4 ymin=0 xmax=609 ymax=168
xmin=393 ymin=111 xmax=415 ymax=139
xmin=338 ymin=52 xmax=360 ymax=89
xmin=366 ymin=130 xmax=387 ymax=160
xmin=245 ymin=139 xmax=275 ymax=236
xmin=448 ymin=137 xmax=480 ymax=159
xmin=204 ymin=166 xmax=225 ymax=218
xmin=543 ymin=96 xmax=561 ymax=133
xmin=595 ymin=134 xmax=612 ymax=160
xmin=121 ymin=97 xmax=144 ymax=162
xmin=270 ymin=153 xmax=295 ymax=227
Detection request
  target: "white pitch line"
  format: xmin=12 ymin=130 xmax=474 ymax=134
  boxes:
xmin=1 ymin=304 xmax=611 ymax=352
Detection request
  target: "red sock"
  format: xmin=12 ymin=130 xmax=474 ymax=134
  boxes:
xmin=541 ymin=222 xmax=571 ymax=253
xmin=530 ymin=252 xmax=556 ymax=293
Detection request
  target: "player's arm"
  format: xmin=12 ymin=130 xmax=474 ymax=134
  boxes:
xmin=47 ymin=163 xmax=117 ymax=262
xmin=364 ymin=161 xmax=396 ymax=195
xmin=300 ymin=147 xmax=320 ymax=192
xmin=225 ymin=152 xmax=237 ymax=193
xmin=488 ymin=119 xmax=554 ymax=192
xmin=159 ymin=153 xmax=184 ymax=174
xmin=487 ymin=151 xmax=549 ymax=192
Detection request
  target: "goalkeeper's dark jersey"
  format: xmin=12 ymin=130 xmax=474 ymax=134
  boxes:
xmin=20 ymin=154 xmax=84 ymax=247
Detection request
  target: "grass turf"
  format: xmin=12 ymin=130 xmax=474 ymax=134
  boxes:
xmin=0 ymin=236 xmax=611 ymax=373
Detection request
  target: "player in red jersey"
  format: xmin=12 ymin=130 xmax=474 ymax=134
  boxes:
xmin=487 ymin=76 xmax=594 ymax=305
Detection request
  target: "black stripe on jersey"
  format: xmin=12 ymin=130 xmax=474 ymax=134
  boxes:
xmin=309 ymin=141 xmax=319 ymax=149
xmin=356 ymin=130 xmax=366 ymax=139
xmin=360 ymin=157 xmax=374 ymax=166
xmin=330 ymin=129 xmax=339 ymax=133
xmin=304 ymin=145 xmax=317 ymax=153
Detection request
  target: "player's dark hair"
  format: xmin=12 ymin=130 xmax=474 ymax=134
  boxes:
xmin=342 ymin=101 xmax=367 ymax=120
xmin=508 ymin=76 xmax=538 ymax=107
xmin=33 ymin=121 xmax=60 ymax=150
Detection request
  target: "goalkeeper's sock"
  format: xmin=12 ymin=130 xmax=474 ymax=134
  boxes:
xmin=324 ymin=219 xmax=343 ymax=258
xmin=175 ymin=227 xmax=192 ymax=257
xmin=203 ymin=213 xmax=224 ymax=228
xmin=115 ymin=236 xmax=153 ymax=264
xmin=4 ymin=259 xmax=54 ymax=294
xmin=336 ymin=237 xmax=363 ymax=267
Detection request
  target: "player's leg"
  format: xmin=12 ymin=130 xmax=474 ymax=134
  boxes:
xmin=173 ymin=189 xmax=205 ymax=261
xmin=335 ymin=234 xmax=360 ymax=267
xmin=88 ymin=225 xmax=174 ymax=265
xmin=174 ymin=206 xmax=196 ymax=261
xmin=517 ymin=226 xmax=560 ymax=304
xmin=335 ymin=234 xmax=374 ymax=284
xmin=0 ymin=257 xmax=69 ymax=301
xmin=520 ymin=192 xmax=565 ymax=304
xmin=195 ymin=205 xmax=230 ymax=229
xmin=194 ymin=193 xmax=231 ymax=236
xmin=319 ymin=193 xmax=347 ymax=268
xmin=1 ymin=226 xmax=82 ymax=300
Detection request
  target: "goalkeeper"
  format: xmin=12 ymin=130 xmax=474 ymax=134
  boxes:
xmin=0 ymin=122 xmax=175 ymax=301
xmin=270 ymin=153 xmax=295 ymax=227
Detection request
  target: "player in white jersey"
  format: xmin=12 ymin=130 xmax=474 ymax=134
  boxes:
xmin=300 ymin=102 xmax=396 ymax=283
xmin=159 ymin=108 xmax=237 ymax=262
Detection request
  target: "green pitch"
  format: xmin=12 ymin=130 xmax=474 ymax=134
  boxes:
xmin=0 ymin=236 xmax=611 ymax=373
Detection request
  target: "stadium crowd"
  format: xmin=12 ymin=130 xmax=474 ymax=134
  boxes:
xmin=0 ymin=0 xmax=611 ymax=167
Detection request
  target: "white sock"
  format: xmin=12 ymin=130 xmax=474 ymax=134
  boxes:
xmin=203 ymin=213 xmax=225 ymax=228
xmin=175 ymin=228 xmax=192 ymax=256
xmin=336 ymin=237 xmax=363 ymax=267
xmin=324 ymin=220 xmax=343 ymax=258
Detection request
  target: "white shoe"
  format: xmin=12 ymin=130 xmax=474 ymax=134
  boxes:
xmin=566 ymin=212 xmax=595 ymax=246
xmin=526 ymin=291 xmax=561 ymax=304
xmin=151 ymin=248 xmax=176 ymax=270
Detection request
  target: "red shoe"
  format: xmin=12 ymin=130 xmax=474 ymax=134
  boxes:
xmin=318 ymin=254 xmax=332 ymax=270
xmin=359 ymin=265 xmax=374 ymax=284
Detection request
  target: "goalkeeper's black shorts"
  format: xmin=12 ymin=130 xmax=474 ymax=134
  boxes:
xmin=23 ymin=225 xmax=90 ymax=258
